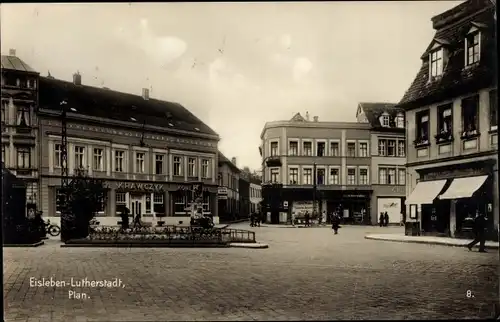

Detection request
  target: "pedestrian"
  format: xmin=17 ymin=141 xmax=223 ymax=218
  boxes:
xmin=332 ymin=213 xmax=340 ymax=234
xmin=256 ymin=212 xmax=261 ymax=227
xmin=322 ymin=211 xmax=327 ymax=226
xmin=400 ymin=210 xmax=406 ymax=227
xmin=250 ymin=212 xmax=255 ymax=227
xmin=379 ymin=212 xmax=384 ymax=227
xmin=467 ymin=210 xmax=487 ymax=253
xmin=305 ymin=211 xmax=310 ymax=227
xmin=133 ymin=213 xmax=142 ymax=228
xmin=384 ymin=212 xmax=389 ymax=227
xmin=317 ymin=211 xmax=323 ymax=225
xmin=291 ymin=211 xmax=296 ymax=227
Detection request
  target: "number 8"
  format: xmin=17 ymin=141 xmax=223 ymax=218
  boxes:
xmin=466 ymin=290 xmax=472 ymax=298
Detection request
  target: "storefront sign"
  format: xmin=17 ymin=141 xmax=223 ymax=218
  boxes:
xmin=344 ymin=194 xmax=368 ymax=198
xmin=292 ymin=201 xmax=313 ymax=214
xmin=115 ymin=182 xmax=164 ymax=192
xmin=422 ymin=168 xmax=486 ymax=181
xmin=218 ymin=187 xmax=228 ymax=200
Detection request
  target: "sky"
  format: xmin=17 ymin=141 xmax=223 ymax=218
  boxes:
xmin=1 ymin=1 xmax=463 ymax=170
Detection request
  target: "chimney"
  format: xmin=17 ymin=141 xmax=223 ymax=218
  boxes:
xmin=313 ymin=116 xmax=319 ymax=122
xmin=305 ymin=111 xmax=310 ymax=121
xmin=9 ymin=49 xmax=16 ymax=56
xmin=142 ymin=88 xmax=150 ymax=100
xmin=231 ymin=157 xmax=237 ymax=166
xmin=73 ymin=72 xmax=82 ymax=85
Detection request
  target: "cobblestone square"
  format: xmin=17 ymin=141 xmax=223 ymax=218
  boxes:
xmin=3 ymin=224 xmax=498 ymax=321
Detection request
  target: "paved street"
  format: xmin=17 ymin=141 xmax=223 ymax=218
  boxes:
xmin=3 ymin=223 xmax=498 ymax=321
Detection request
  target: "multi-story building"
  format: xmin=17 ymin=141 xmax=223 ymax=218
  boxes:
xmin=1 ymin=49 xmax=40 ymax=215
xmin=37 ymin=71 xmax=220 ymax=226
xmin=239 ymin=171 xmax=251 ymax=219
xmin=249 ymin=176 xmax=262 ymax=214
xmin=398 ymin=0 xmax=498 ymax=239
xmin=356 ymin=102 xmax=406 ymax=224
xmin=217 ymin=152 xmax=240 ymax=222
xmin=260 ymin=112 xmax=372 ymax=224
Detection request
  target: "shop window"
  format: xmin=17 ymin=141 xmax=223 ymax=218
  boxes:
xmin=415 ymin=110 xmax=430 ymax=145
xmin=270 ymin=168 xmax=280 ymax=183
xmin=461 ymin=95 xmax=479 ymax=138
xmin=378 ymin=139 xmax=386 ymax=156
xmin=155 ymin=154 xmax=164 ymax=175
xmin=145 ymin=195 xmax=152 ymax=214
xmin=289 ymin=141 xmax=298 ymax=156
xmin=289 ymin=167 xmax=298 ymax=185
xmin=359 ymin=168 xmax=368 ymax=185
xmin=153 ymin=193 xmax=165 ymax=214
xmin=17 ymin=147 xmax=31 ymax=169
xmin=490 ymin=89 xmax=498 ymax=131
xmin=330 ymin=142 xmax=339 ymax=156
xmin=317 ymin=169 xmax=325 ymax=185
xmin=436 ymin=103 xmax=453 ymax=142
xmin=347 ymin=142 xmax=356 ymax=157
xmin=303 ymin=168 xmax=312 ymax=185
xmin=347 ymin=168 xmax=356 ymax=185
xmin=173 ymin=156 xmax=182 ymax=176
xmin=303 ymin=141 xmax=312 ymax=156
xmin=387 ymin=140 xmax=396 ymax=156
xmin=188 ymin=157 xmax=197 ymax=177
xmin=316 ymin=142 xmax=325 ymax=157
xmin=359 ymin=142 xmax=368 ymax=157
xmin=329 ymin=168 xmax=339 ymax=185
xmin=173 ymin=192 xmax=188 ymax=215
xmin=270 ymin=142 xmax=279 ymax=156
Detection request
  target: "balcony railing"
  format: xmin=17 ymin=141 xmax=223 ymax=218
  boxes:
xmin=265 ymin=155 xmax=282 ymax=167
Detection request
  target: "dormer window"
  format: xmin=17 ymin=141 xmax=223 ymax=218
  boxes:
xmin=380 ymin=113 xmax=390 ymax=127
xmin=465 ymin=31 xmax=480 ymax=66
xmin=396 ymin=113 xmax=405 ymax=128
xmin=429 ymin=48 xmax=443 ymax=78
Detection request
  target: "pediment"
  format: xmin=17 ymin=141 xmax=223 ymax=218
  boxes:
xmin=290 ymin=112 xmax=306 ymax=122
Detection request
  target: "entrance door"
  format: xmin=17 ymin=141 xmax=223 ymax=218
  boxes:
xmin=130 ymin=195 xmax=143 ymax=217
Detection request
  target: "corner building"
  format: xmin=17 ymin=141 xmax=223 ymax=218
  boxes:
xmin=38 ymin=72 xmax=220 ymax=226
xmin=398 ymin=0 xmax=498 ymax=240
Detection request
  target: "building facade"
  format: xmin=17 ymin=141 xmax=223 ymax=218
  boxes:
xmin=217 ymin=152 xmax=240 ymax=222
xmin=249 ymin=177 xmax=262 ymax=214
xmin=356 ymin=103 xmax=407 ymax=225
xmin=37 ymin=72 xmax=220 ymax=226
xmin=398 ymin=0 xmax=498 ymax=240
xmin=260 ymin=112 xmax=373 ymax=224
xmin=1 ymin=50 xmax=40 ymax=216
xmin=239 ymin=172 xmax=250 ymax=219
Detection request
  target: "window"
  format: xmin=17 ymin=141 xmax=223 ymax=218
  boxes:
xmin=1 ymin=145 xmax=5 ymax=164
xmin=430 ymin=49 xmax=443 ymax=77
xmin=56 ymin=189 xmax=65 ymax=213
xmin=330 ymin=168 xmax=339 ymax=185
xmin=145 ymin=195 xmax=152 ymax=214
xmin=359 ymin=142 xmax=368 ymax=157
xmin=379 ymin=168 xmax=387 ymax=185
xmin=136 ymin=152 xmax=145 ymax=173
xmin=490 ymin=89 xmax=498 ymax=131
xmin=270 ymin=168 xmax=280 ymax=183
xmin=270 ymin=142 xmax=279 ymax=156
xmin=398 ymin=169 xmax=406 ymax=185
xmin=347 ymin=142 xmax=356 ymax=157
xmin=416 ymin=111 xmax=430 ymax=143
xmin=201 ymin=159 xmax=210 ymax=178
xmin=347 ymin=168 xmax=356 ymax=185
xmin=188 ymin=157 xmax=197 ymax=177
xmin=466 ymin=32 xmax=480 ymax=66
xmin=398 ymin=141 xmax=405 ymax=157
xmin=153 ymin=193 xmax=165 ymax=214
xmin=173 ymin=156 xmax=182 ymax=176
xmin=330 ymin=142 xmax=339 ymax=156
xmin=74 ymin=146 xmax=85 ymax=169
xmin=289 ymin=141 xmax=298 ymax=156
xmin=316 ymin=142 xmax=325 ymax=157
xmin=461 ymin=95 xmax=479 ymax=136
xmin=382 ymin=114 xmax=390 ymax=127
xmin=218 ymin=173 xmax=223 ymax=186
xmin=202 ymin=192 xmax=210 ymax=212
xmin=173 ymin=192 xmax=188 ymax=214
xmin=16 ymin=106 xmax=30 ymax=127
xmin=116 ymin=192 xmax=126 ymax=207
xmin=1 ymin=103 xmax=5 ymax=132
xmin=378 ymin=139 xmax=386 ymax=156
xmin=289 ymin=168 xmax=298 ymax=185
xmin=396 ymin=114 xmax=405 ymax=128
xmin=303 ymin=168 xmax=312 ymax=185
xmin=115 ymin=150 xmax=125 ymax=172
xmin=359 ymin=168 xmax=368 ymax=185
xmin=17 ymin=147 xmax=31 ymax=169
xmin=317 ymin=169 xmax=325 ymax=185
xmin=54 ymin=144 xmax=62 ymax=168
xmin=155 ymin=154 xmax=164 ymax=175
xmin=388 ymin=168 xmax=396 ymax=185
xmin=437 ymin=104 xmax=453 ymax=139
xmin=303 ymin=142 xmax=312 ymax=156
xmin=387 ymin=140 xmax=396 ymax=156
xmin=93 ymin=148 xmax=103 ymax=171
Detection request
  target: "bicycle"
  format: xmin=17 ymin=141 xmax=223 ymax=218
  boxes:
xmin=44 ymin=220 xmax=61 ymax=237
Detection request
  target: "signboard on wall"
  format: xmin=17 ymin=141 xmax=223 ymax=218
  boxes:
xmin=218 ymin=187 xmax=228 ymax=200
xmin=377 ymin=198 xmax=401 ymax=224
xmin=292 ymin=201 xmax=313 ymax=215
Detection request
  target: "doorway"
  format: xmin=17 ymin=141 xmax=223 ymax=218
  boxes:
xmin=130 ymin=194 xmax=144 ymax=217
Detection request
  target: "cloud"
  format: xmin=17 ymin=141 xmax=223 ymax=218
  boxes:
xmin=280 ymin=34 xmax=292 ymax=49
xmin=293 ymin=57 xmax=313 ymax=82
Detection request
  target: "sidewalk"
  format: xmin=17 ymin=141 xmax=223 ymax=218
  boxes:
xmin=365 ymin=233 xmax=499 ymax=249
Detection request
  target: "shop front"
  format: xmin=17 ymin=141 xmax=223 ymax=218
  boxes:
xmin=371 ymin=185 xmax=406 ymax=225
xmin=406 ymin=159 xmax=498 ymax=240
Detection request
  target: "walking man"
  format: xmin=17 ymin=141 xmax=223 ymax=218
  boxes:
xmin=468 ymin=210 xmax=487 ymax=252
xmin=291 ymin=211 xmax=296 ymax=227
xmin=332 ymin=212 xmax=340 ymax=234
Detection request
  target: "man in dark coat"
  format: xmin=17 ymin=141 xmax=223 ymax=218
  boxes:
xmin=331 ymin=213 xmax=340 ymax=234
xmin=468 ymin=211 xmax=488 ymax=252
xmin=250 ymin=212 xmax=255 ymax=227
xmin=379 ymin=213 xmax=384 ymax=227
xmin=384 ymin=212 xmax=389 ymax=227
xmin=305 ymin=211 xmax=310 ymax=227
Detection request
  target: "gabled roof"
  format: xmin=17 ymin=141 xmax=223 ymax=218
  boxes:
xmin=218 ymin=151 xmax=240 ymax=173
xmin=290 ymin=112 xmax=307 ymax=122
xmin=38 ymin=76 xmax=218 ymax=137
xmin=1 ymin=55 xmax=37 ymax=73
xmin=358 ymin=102 xmax=404 ymax=130
xmin=398 ymin=0 xmax=496 ymax=109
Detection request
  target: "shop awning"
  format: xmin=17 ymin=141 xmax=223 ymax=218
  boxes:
xmin=405 ymin=180 xmax=447 ymax=205
xmin=439 ymin=175 xmax=488 ymax=200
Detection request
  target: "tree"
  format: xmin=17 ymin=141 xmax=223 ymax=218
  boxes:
xmin=60 ymin=169 xmax=108 ymax=241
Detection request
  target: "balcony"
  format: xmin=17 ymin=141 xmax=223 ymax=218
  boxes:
xmin=265 ymin=155 xmax=282 ymax=167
